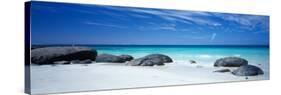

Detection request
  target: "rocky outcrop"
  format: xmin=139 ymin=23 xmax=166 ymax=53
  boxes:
xmin=232 ymin=65 xmax=264 ymax=76
xmin=214 ymin=57 xmax=248 ymax=67
xmin=31 ymin=47 xmax=97 ymax=65
xmin=128 ymin=54 xmax=173 ymax=66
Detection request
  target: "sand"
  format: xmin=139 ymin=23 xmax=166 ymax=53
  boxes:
xmin=30 ymin=62 xmax=268 ymax=94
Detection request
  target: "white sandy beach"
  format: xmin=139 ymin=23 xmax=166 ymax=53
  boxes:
xmin=30 ymin=62 xmax=268 ymax=94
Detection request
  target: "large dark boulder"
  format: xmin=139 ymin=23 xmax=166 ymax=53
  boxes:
xmin=96 ymin=54 xmax=125 ymax=63
xmin=144 ymin=54 xmax=173 ymax=63
xmin=214 ymin=57 xmax=248 ymax=67
xmin=31 ymin=47 xmax=97 ymax=65
xmin=128 ymin=54 xmax=172 ymax=66
xmin=232 ymin=65 xmax=264 ymax=76
xmin=119 ymin=55 xmax=134 ymax=61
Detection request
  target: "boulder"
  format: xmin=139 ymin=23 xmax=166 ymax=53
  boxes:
xmin=213 ymin=69 xmax=231 ymax=73
xmin=128 ymin=54 xmax=172 ymax=66
xmin=144 ymin=54 xmax=173 ymax=63
xmin=214 ymin=57 xmax=248 ymax=67
xmin=31 ymin=47 xmax=97 ymax=65
xmin=232 ymin=65 xmax=264 ymax=76
xmin=119 ymin=55 xmax=134 ymax=61
xmin=95 ymin=54 xmax=125 ymax=63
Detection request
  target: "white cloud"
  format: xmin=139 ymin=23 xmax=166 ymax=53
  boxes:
xmin=155 ymin=24 xmax=177 ymax=31
xmin=129 ymin=14 xmax=151 ymax=18
xmin=212 ymin=13 xmax=269 ymax=31
xmin=158 ymin=26 xmax=176 ymax=31
xmin=218 ymin=14 xmax=259 ymax=26
xmin=210 ymin=33 xmax=217 ymax=42
xmin=95 ymin=5 xmax=268 ymax=33
xmin=128 ymin=8 xmax=221 ymax=26
xmin=104 ymin=7 xmax=221 ymax=26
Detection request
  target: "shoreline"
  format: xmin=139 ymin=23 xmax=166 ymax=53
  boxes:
xmin=30 ymin=62 xmax=268 ymax=94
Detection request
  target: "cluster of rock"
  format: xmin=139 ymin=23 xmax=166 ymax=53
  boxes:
xmin=213 ymin=57 xmax=264 ymax=76
xmin=31 ymin=47 xmax=97 ymax=65
xmin=31 ymin=46 xmax=173 ymax=67
xmin=31 ymin=46 xmax=264 ymax=77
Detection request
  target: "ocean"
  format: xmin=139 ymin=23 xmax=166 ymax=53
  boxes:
xmin=92 ymin=45 xmax=269 ymax=68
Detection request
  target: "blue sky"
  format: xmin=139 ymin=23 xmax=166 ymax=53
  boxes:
xmin=31 ymin=1 xmax=269 ymax=45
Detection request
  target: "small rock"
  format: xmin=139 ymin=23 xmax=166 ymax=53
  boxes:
xmin=190 ymin=60 xmax=196 ymax=64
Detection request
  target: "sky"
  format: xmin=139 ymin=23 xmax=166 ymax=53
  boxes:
xmin=30 ymin=1 xmax=269 ymax=45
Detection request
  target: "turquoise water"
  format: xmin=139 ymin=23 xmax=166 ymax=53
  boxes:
xmin=92 ymin=45 xmax=269 ymax=68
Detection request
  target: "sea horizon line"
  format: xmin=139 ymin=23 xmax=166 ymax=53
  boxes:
xmin=31 ymin=44 xmax=269 ymax=47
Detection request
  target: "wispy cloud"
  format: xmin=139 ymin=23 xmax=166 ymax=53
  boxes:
xmin=85 ymin=5 xmax=268 ymax=33
xmin=128 ymin=8 xmax=222 ymax=26
xmin=212 ymin=13 xmax=269 ymax=31
xmin=216 ymin=14 xmax=263 ymax=26
xmin=155 ymin=24 xmax=177 ymax=31
xmin=129 ymin=14 xmax=151 ymax=18
xmin=103 ymin=6 xmax=220 ymax=26
xmin=210 ymin=33 xmax=217 ymax=42
xmin=84 ymin=22 xmax=126 ymax=29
